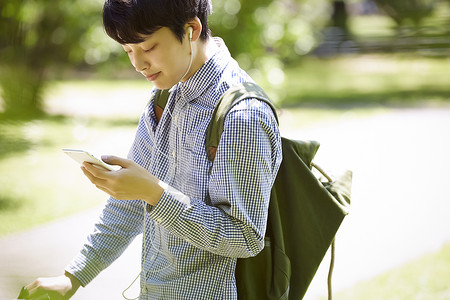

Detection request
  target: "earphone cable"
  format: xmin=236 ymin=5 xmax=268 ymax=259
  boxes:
xmin=122 ymin=30 xmax=193 ymax=300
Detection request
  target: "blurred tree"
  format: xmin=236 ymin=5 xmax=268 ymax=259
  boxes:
xmin=0 ymin=0 xmax=112 ymax=117
xmin=373 ymin=0 xmax=438 ymax=28
xmin=210 ymin=0 xmax=330 ymax=60
xmin=0 ymin=0 xmax=334 ymax=114
xmin=209 ymin=0 xmax=330 ymax=100
xmin=330 ymin=1 xmax=350 ymax=37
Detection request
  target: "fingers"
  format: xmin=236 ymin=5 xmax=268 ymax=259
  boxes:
xmin=81 ymin=162 xmax=121 ymax=198
xmin=101 ymin=155 xmax=132 ymax=168
xmin=25 ymin=278 xmax=49 ymax=299
xmin=24 ymin=274 xmax=79 ymax=300
xmin=81 ymin=156 xmax=155 ymax=201
xmin=25 ymin=281 xmax=38 ymax=297
xmin=81 ymin=164 xmax=110 ymax=188
xmin=81 ymin=162 xmax=110 ymax=180
xmin=94 ymin=183 xmax=116 ymax=198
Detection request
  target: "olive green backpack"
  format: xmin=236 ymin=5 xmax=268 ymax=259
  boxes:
xmin=154 ymin=82 xmax=352 ymax=300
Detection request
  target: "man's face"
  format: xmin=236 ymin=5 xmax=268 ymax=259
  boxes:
xmin=122 ymin=27 xmax=191 ymax=90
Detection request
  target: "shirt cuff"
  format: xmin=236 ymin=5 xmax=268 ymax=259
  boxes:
xmin=64 ymin=252 xmax=103 ymax=287
xmin=147 ymin=185 xmax=191 ymax=228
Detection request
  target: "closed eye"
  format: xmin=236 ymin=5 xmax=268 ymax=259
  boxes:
xmin=122 ymin=46 xmax=132 ymax=54
xmin=144 ymin=44 xmax=157 ymax=52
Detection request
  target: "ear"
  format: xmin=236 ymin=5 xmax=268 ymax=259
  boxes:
xmin=186 ymin=17 xmax=202 ymax=42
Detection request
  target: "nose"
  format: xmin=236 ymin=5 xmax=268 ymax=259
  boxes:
xmin=131 ymin=53 xmax=149 ymax=72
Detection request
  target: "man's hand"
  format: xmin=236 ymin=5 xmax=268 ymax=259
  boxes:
xmin=25 ymin=272 xmax=80 ymax=300
xmin=81 ymin=155 xmax=166 ymax=206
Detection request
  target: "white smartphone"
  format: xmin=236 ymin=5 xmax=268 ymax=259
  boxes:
xmin=62 ymin=149 xmax=115 ymax=171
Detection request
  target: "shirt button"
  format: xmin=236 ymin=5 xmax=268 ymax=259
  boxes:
xmin=172 ymin=151 xmax=176 ymax=158
xmin=156 ymin=218 xmax=163 ymax=223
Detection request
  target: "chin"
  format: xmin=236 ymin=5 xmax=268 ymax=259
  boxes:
xmin=153 ymin=80 xmax=177 ymax=90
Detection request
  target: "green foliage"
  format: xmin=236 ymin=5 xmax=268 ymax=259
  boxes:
xmin=0 ymin=0 xmax=335 ymax=115
xmin=0 ymin=0 xmax=113 ymax=117
xmin=373 ymin=0 xmax=439 ymax=27
xmin=210 ymin=0 xmax=330 ymax=61
xmin=2 ymin=0 xmax=444 ymax=117
xmin=209 ymin=0 xmax=331 ymax=101
xmin=0 ymin=0 xmax=108 ymax=67
xmin=0 ymin=65 xmax=45 ymax=118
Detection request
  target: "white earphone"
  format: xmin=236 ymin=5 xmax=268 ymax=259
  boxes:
xmin=178 ymin=26 xmax=194 ymax=82
xmin=188 ymin=26 xmax=193 ymax=40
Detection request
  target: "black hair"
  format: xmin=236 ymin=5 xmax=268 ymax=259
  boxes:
xmin=103 ymin=0 xmax=212 ymax=44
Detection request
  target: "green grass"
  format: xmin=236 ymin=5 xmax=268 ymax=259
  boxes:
xmin=350 ymin=15 xmax=397 ymax=38
xmin=0 ymin=117 xmax=137 ymax=236
xmin=327 ymin=243 xmax=450 ymax=300
xmin=281 ymin=55 xmax=450 ymax=107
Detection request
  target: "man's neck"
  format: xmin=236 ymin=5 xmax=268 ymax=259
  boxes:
xmin=182 ymin=37 xmax=218 ymax=82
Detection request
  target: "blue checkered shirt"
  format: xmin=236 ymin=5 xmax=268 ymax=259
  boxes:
xmin=66 ymin=38 xmax=282 ymax=299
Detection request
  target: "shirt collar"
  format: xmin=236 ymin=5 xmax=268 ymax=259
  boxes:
xmin=173 ymin=37 xmax=231 ymax=106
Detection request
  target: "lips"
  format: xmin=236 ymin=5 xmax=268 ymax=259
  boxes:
xmin=145 ymin=72 xmax=161 ymax=81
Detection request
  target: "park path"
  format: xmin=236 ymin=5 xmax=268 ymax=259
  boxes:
xmin=1 ymin=106 xmax=450 ymax=299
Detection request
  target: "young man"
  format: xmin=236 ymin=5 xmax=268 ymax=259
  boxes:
xmin=25 ymin=0 xmax=282 ymax=299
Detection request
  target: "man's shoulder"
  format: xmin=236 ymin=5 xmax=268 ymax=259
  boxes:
xmin=227 ymin=97 xmax=276 ymax=125
xmin=218 ymin=82 xmax=277 ymax=127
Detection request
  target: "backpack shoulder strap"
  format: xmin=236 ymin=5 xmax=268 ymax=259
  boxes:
xmin=206 ymin=82 xmax=278 ymax=161
xmin=153 ymin=89 xmax=170 ymax=122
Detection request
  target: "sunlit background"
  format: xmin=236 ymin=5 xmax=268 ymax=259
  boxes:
xmin=1 ymin=0 xmax=450 ymax=299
